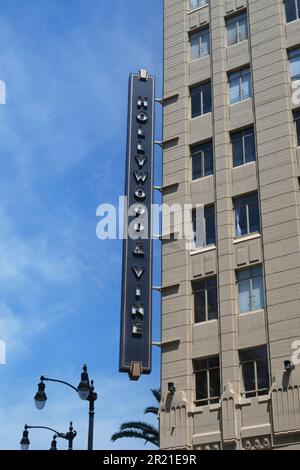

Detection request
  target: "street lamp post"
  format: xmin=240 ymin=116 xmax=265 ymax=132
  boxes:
xmin=20 ymin=422 xmax=77 ymax=451
xmin=34 ymin=364 xmax=97 ymax=451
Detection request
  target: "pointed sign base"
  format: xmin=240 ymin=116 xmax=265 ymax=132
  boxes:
xmin=129 ymin=361 xmax=142 ymax=381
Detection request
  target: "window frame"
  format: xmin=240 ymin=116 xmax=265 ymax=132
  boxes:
xmin=284 ymin=0 xmax=300 ymax=23
xmin=193 ymin=277 xmax=218 ymax=323
xmin=190 ymin=81 xmax=212 ymax=118
xmin=226 ymin=11 xmax=249 ymax=46
xmin=191 ymin=140 xmax=214 ymax=180
xmin=192 ymin=205 xmax=216 ymax=249
xmin=237 ymin=265 xmax=265 ymax=314
xmin=189 ymin=0 xmax=209 ymax=12
xmin=240 ymin=347 xmax=270 ymax=399
xmin=228 ymin=67 xmax=252 ymax=104
xmin=289 ymin=48 xmax=300 ymax=81
xmin=234 ymin=193 xmax=260 ymax=238
xmin=190 ymin=27 xmax=210 ymax=61
xmin=294 ymin=110 xmax=300 ymax=146
xmin=231 ymin=126 xmax=256 ymax=167
xmin=194 ymin=356 xmax=221 ymax=406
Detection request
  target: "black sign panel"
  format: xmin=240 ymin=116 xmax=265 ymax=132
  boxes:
xmin=119 ymin=71 xmax=155 ymax=376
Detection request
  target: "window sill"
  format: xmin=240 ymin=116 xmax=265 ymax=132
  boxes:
xmin=227 ymin=39 xmax=249 ymax=49
xmin=192 ymin=174 xmax=214 ymax=183
xmin=229 ymin=97 xmax=252 ymax=107
xmin=193 ymin=319 xmax=218 ymax=327
xmin=286 ymin=18 xmax=300 ymax=25
xmin=187 ymin=4 xmax=208 ymax=15
xmin=233 ymin=233 xmax=261 ymax=244
xmin=239 ymin=308 xmax=265 ymax=317
xmin=190 ymin=54 xmax=210 ymax=64
xmin=232 ymin=160 xmax=256 ymax=170
xmin=191 ymin=244 xmax=216 ymax=256
xmin=258 ymin=393 xmax=270 ymax=403
xmin=239 ymin=393 xmax=270 ymax=406
xmin=209 ymin=402 xmax=221 ymax=411
xmin=191 ymin=112 xmax=212 ymax=121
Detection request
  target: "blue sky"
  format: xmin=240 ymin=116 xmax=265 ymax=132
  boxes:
xmin=0 ymin=0 xmax=162 ymax=450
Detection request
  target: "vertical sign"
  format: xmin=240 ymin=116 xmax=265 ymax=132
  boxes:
xmin=119 ymin=70 xmax=155 ymax=379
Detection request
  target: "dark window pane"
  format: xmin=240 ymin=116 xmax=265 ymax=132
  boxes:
xmin=235 ymin=199 xmax=248 ymax=236
xmin=191 ymin=88 xmax=202 ymax=118
xmin=192 ymin=141 xmax=213 ymax=180
xmin=285 ymin=0 xmax=297 ymax=22
xmin=245 ymin=345 xmax=267 ymax=362
xmin=248 ymin=194 xmax=260 ymax=233
xmin=232 ymin=133 xmax=244 ymax=167
xmin=202 ymin=83 xmax=212 ymax=114
xmin=204 ymin=142 xmax=214 ymax=176
xmin=206 ymin=277 xmax=217 ymax=289
xmin=194 ymin=289 xmax=206 ymax=323
xmin=244 ymin=130 xmax=256 ymax=163
xmin=209 ymin=369 xmax=221 ymax=399
xmin=195 ymin=370 xmax=208 ymax=401
xmin=257 ymin=359 xmax=270 ymax=392
xmin=295 ymin=111 xmax=300 ymax=146
xmin=242 ymin=362 xmax=255 ymax=394
xmin=207 ymin=356 xmax=219 ymax=369
xmin=205 ymin=206 xmax=216 ymax=245
xmin=207 ymin=286 xmax=218 ymax=320
xmin=192 ymin=147 xmax=203 ymax=180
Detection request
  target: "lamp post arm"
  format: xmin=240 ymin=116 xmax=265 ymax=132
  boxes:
xmin=25 ymin=425 xmax=67 ymax=439
xmin=40 ymin=376 xmax=78 ymax=393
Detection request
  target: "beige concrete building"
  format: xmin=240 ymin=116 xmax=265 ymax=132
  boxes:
xmin=160 ymin=0 xmax=300 ymax=450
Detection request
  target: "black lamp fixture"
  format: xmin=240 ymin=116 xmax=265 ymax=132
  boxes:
xmin=34 ymin=380 xmax=47 ymax=410
xmin=34 ymin=365 xmax=97 ymax=450
xmin=77 ymin=364 xmax=90 ymax=400
xmin=20 ymin=428 xmax=30 ymax=451
xmin=50 ymin=435 xmax=58 ymax=451
xmin=20 ymin=422 xmax=76 ymax=451
xmin=284 ymin=360 xmax=295 ymax=372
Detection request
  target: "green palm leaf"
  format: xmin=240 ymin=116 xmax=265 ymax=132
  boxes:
xmin=111 ymin=389 xmax=160 ymax=448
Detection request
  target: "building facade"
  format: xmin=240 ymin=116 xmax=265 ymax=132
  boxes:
xmin=160 ymin=0 xmax=300 ymax=450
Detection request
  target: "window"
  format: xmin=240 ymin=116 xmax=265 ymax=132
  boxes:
xmin=226 ymin=12 xmax=248 ymax=46
xmin=294 ymin=110 xmax=300 ymax=146
xmin=289 ymin=49 xmax=300 ymax=81
xmin=191 ymin=141 xmax=213 ymax=180
xmin=240 ymin=347 xmax=270 ymax=398
xmin=235 ymin=193 xmax=260 ymax=237
xmin=193 ymin=278 xmax=218 ymax=323
xmin=192 ymin=205 xmax=216 ymax=249
xmin=189 ymin=0 xmax=208 ymax=11
xmin=231 ymin=127 xmax=256 ymax=167
xmin=285 ymin=0 xmax=300 ymax=22
xmin=237 ymin=266 xmax=265 ymax=314
xmin=190 ymin=28 xmax=210 ymax=60
xmin=191 ymin=82 xmax=212 ymax=118
xmin=229 ymin=67 xmax=252 ymax=104
xmin=194 ymin=356 xmax=221 ymax=406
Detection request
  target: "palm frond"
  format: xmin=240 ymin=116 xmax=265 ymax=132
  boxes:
xmin=111 ymin=389 xmax=160 ymax=448
xmin=120 ymin=421 xmax=158 ymax=437
xmin=111 ymin=430 xmax=159 ymax=447
xmin=144 ymin=406 xmax=159 ymax=416
xmin=151 ymin=389 xmax=161 ymax=403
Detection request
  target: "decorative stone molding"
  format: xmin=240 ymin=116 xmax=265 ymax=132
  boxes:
xmin=159 ymin=391 xmax=191 ymax=449
xmin=221 ymin=383 xmax=239 ymax=443
xmin=195 ymin=443 xmax=220 ymax=451
xmin=271 ymin=384 xmax=300 ymax=435
xmin=242 ymin=437 xmax=271 ymax=450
